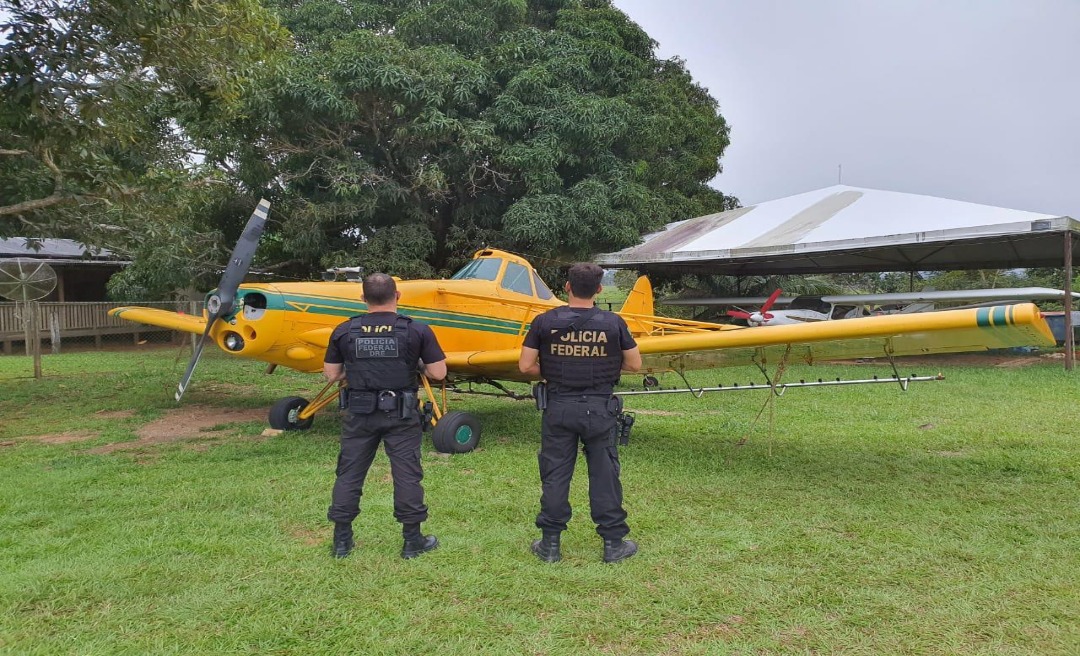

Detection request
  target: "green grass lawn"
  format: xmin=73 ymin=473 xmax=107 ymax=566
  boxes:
xmin=1 ymin=349 xmax=1078 ymax=654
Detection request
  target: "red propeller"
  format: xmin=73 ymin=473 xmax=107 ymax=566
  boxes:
xmin=727 ymin=288 xmax=784 ymax=325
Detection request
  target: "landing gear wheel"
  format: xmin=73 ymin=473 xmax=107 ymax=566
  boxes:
xmin=268 ymin=396 xmax=314 ymax=431
xmin=642 ymin=374 xmax=659 ymax=388
xmin=431 ymin=411 xmax=481 ymax=453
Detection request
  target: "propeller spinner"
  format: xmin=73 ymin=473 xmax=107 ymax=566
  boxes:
xmin=727 ymin=288 xmax=784 ymax=326
xmin=176 ymin=199 xmax=270 ymax=401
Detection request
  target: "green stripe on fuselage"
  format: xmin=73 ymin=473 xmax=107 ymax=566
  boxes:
xmin=264 ymin=292 xmax=530 ymax=336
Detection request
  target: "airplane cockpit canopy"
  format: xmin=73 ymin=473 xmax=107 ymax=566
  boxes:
xmin=788 ymin=296 xmax=831 ymax=314
xmin=451 ymin=257 xmax=501 ymax=282
xmin=451 ymin=254 xmax=555 ymax=300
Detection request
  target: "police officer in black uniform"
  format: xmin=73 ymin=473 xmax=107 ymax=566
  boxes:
xmin=518 ymin=262 xmax=642 ymax=563
xmin=323 ymin=273 xmax=447 ymax=559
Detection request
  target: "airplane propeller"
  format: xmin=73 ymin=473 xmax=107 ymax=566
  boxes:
xmin=727 ymin=288 xmax=784 ymax=326
xmin=175 ymin=199 xmax=270 ymax=402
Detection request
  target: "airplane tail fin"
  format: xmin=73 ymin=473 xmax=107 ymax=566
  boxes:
xmin=618 ymin=275 xmax=655 ymax=335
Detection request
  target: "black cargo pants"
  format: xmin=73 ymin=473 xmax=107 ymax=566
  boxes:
xmin=536 ymin=394 xmax=629 ymax=540
xmin=327 ymin=410 xmax=428 ymax=526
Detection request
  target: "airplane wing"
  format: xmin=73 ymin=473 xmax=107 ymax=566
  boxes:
xmin=663 ymin=288 xmax=1080 ymax=306
xmin=662 ymin=295 xmax=796 ymax=306
xmin=444 ymin=303 xmax=1055 ymax=381
xmin=110 ymin=307 xmax=208 ymax=334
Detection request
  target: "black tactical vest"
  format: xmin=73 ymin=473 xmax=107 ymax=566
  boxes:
xmin=344 ymin=314 xmax=416 ymax=392
xmin=539 ymin=306 xmax=624 ymax=395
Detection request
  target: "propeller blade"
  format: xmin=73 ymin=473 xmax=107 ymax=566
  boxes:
xmin=175 ymin=199 xmax=270 ymax=401
xmin=206 ymin=198 xmax=270 ymax=317
xmin=176 ymin=313 xmax=218 ymax=402
xmin=727 ymin=310 xmax=752 ymax=319
xmin=761 ymin=288 xmax=784 ymax=313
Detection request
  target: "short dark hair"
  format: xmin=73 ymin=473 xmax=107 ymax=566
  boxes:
xmin=567 ymin=262 xmax=603 ymax=299
xmin=362 ymin=273 xmax=397 ymax=305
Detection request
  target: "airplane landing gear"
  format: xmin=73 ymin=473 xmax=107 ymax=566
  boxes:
xmin=269 ymin=396 xmax=314 ymax=431
xmin=431 ymin=411 xmax=481 ymax=454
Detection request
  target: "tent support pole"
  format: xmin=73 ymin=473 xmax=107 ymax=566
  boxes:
xmin=1065 ymin=230 xmax=1074 ymax=372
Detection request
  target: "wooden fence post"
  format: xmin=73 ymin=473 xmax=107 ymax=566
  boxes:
xmin=49 ymin=310 xmax=61 ymax=354
xmin=31 ymin=301 xmax=42 ymax=379
xmin=22 ymin=302 xmax=31 ymax=357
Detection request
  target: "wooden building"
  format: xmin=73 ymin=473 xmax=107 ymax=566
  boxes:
xmin=0 ymin=238 xmax=170 ymax=354
xmin=0 ymin=237 xmax=125 ymax=302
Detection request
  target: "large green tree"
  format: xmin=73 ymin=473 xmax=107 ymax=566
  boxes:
xmin=244 ymin=0 xmax=735 ymax=278
xmin=0 ymin=0 xmax=286 ymax=297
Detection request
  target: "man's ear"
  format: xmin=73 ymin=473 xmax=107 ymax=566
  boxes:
xmin=564 ymin=282 xmax=571 ymax=293
xmin=395 ymin=291 xmax=402 ymax=301
xmin=597 ymin=283 xmax=603 ymax=295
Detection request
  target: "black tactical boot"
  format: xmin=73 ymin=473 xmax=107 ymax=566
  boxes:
xmin=531 ymin=532 xmax=562 ymax=563
xmin=332 ymin=522 xmax=355 ymax=559
xmin=602 ymin=538 xmax=638 ymax=563
xmin=401 ymin=523 xmax=438 ymax=559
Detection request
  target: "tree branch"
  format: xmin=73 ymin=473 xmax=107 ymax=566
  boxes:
xmin=259 ymin=258 xmax=305 ymax=272
xmin=0 ymin=192 xmax=76 ymax=216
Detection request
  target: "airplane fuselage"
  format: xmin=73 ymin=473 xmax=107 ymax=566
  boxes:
xmin=208 ymin=254 xmax=563 ymax=373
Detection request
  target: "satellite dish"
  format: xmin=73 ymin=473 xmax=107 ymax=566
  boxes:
xmin=0 ymin=259 xmax=57 ymax=302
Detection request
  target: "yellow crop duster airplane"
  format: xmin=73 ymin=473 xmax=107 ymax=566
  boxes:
xmin=111 ymin=201 xmax=1056 ymax=453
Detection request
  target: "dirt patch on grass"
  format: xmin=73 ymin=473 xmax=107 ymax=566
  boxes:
xmin=23 ymin=430 xmax=100 ymax=445
xmin=86 ymin=405 xmax=267 ymax=454
xmin=93 ymin=409 xmax=137 ymax=420
xmin=287 ymin=526 xmax=325 ymax=547
xmin=135 ymin=406 xmax=266 ymax=440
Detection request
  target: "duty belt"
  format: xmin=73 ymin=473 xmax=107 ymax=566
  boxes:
xmin=344 ymin=388 xmax=418 ymax=418
xmin=375 ymin=390 xmax=399 ymax=412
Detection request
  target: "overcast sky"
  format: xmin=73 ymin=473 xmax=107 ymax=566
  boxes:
xmin=613 ymin=0 xmax=1080 ymax=220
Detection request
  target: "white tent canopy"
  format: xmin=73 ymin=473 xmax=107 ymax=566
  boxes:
xmin=597 ymin=185 xmax=1079 ymax=275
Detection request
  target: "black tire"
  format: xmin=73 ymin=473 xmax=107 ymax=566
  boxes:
xmin=431 ymin=411 xmax=481 ymax=453
xmin=268 ymin=396 xmax=314 ymax=431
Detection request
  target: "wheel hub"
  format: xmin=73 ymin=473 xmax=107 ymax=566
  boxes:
xmin=454 ymin=425 xmax=473 ymax=444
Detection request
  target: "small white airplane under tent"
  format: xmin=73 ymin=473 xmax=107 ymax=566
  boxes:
xmin=663 ymin=288 xmax=1080 ymax=327
xmin=597 ymin=185 xmax=1080 ymax=368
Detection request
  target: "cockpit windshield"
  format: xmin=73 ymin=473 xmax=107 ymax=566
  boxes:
xmin=451 ymin=258 xmax=502 ymax=281
xmin=789 ymin=296 xmax=831 ymax=314
xmin=532 ymin=271 xmax=554 ymax=300
xmin=451 ymin=256 xmax=555 ymax=299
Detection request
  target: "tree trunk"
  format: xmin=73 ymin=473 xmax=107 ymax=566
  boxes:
xmin=430 ymin=202 xmax=455 ymax=273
